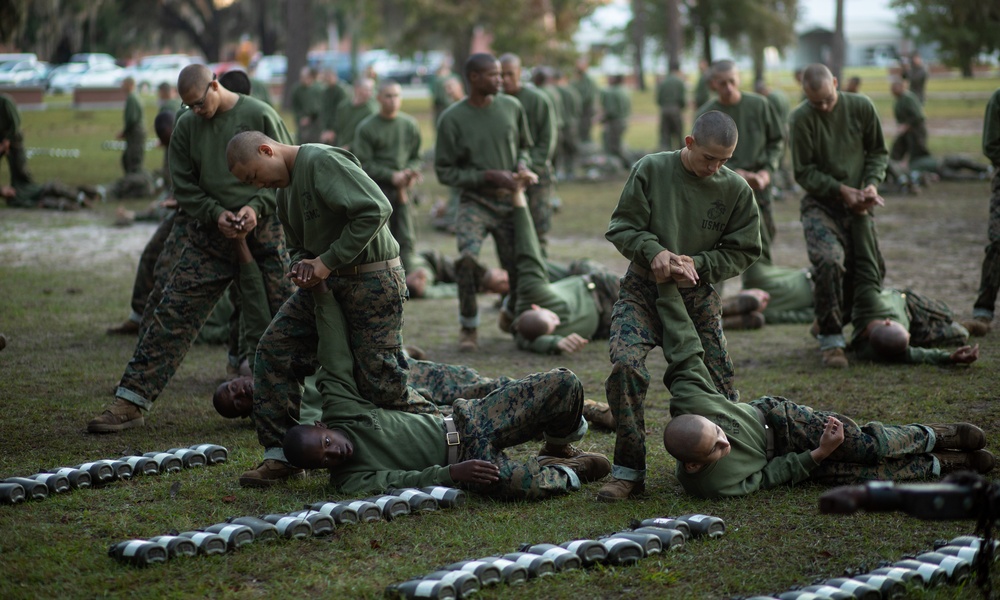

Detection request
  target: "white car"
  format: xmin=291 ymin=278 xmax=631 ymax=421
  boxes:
xmin=0 ymin=60 xmax=50 ymax=87
xmin=48 ymin=62 xmax=125 ymax=94
xmin=117 ymin=54 xmax=203 ymax=92
xmin=253 ymin=55 xmax=286 ymax=84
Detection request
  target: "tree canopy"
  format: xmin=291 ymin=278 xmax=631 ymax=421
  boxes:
xmin=892 ymin=0 xmax=1000 ymax=77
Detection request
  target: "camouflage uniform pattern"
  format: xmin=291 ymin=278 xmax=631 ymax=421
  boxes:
xmin=605 ymin=272 xmax=735 ymax=478
xmin=451 ymin=368 xmax=586 ymax=500
xmin=110 ymin=172 xmax=156 ymax=200
xmin=973 ymin=171 xmax=1000 ymax=320
xmin=253 ymin=266 xmax=437 ymax=450
xmin=407 ymin=359 xmax=514 ymax=407
xmin=116 ymin=214 xmax=292 ymax=408
xmin=455 ymin=192 xmax=518 ymax=328
xmin=901 ymin=288 xmax=970 ymax=347
xmin=526 ymin=179 xmax=553 ymax=253
xmin=801 ymin=196 xmax=885 ymax=341
xmin=130 ymin=214 xmax=175 ymax=318
xmin=751 ymin=396 xmax=937 ymax=483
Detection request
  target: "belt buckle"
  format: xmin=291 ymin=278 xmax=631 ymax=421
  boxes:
xmin=446 ymin=431 xmax=460 ymax=445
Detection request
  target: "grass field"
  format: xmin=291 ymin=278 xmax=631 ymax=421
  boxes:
xmin=1 ymin=70 xmax=1000 ymax=598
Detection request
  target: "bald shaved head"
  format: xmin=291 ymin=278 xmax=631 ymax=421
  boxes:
xmin=801 ymin=63 xmax=834 ymax=92
xmin=226 ymin=130 xmax=277 ymax=171
xmin=691 ymin=110 xmax=738 ymax=148
xmin=664 ymin=415 xmax=714 ymax=463
xmin=177 ymin=64 xmax=214 ymax=96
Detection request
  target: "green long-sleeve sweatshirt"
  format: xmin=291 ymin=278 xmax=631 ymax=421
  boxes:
xmin=123 ymin=92 xmax=144 ymax=137
xmin=656 ymin=74 xmax=686 ymax=111
xmin=170 ymin=95 xmax=291 ymax=225
xmin=321 ymin=82 xmax=352 ymax=131
xmin=0 ymin=94 xmax=21 ymax=143
xmin=893 ymin=90 xmax=925 ymax=127
xmin=332 ymin=98 xmax=378 ymax=149
xmin=504 ymin=86 xmax=556 ymax=176
xmin=698 ymin=92 xmax=784 ymax=173
xmin=600 ymin=85 xmax=630 ymax=121
xmin=741 ymin=262 xmax=815 ymax=325
xmin=276 ymin=144 xmax=398 ymax=270
xmin=312 ymin=367 xmax=454 ymax=495
xmin=434 ymin=95 xmax=533 ymax=190
xmin=669 ymin=355 xmax=818 ymax=499
xmin=849 ymin=213 xmax=952 ymax=365
xmin=352 ymin=112 xmax=422 ymax=187
xmin=789 ymin=92 xmax=887 ymax=204
xmin=606 ymin=150 xmax=761 ymax=284
xmin=512 ymin=205 xmax=599 ymax=354
xmin=983 ymin=88 xmax=1000 ymax=166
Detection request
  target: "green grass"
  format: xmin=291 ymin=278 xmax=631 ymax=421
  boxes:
xmin=1 ymin=74 xmax=1000 ymax=598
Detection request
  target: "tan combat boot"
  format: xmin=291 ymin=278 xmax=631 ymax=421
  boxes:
xmin=87 ymin=398 xmax=144 ymax=433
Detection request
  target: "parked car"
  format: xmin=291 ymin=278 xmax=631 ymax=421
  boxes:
xmin=0 ymin=59 xmax=50 ymax=87
xmin=117 ymin=54 xmax=202 ymax=92
xmin=307 ymin=50 xmax=354 ymax=83
xmin=48 ymin=62 xmax=125 ymax=94
xmin=252 ymin=54 xmax=286 ymax=84
xmin=68 ymin=53 xmax=117 ymax=67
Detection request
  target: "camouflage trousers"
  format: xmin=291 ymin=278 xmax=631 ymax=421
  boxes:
xmin=382 ymin=185 xmax=416 ymax=273
xmin=801 ymin=197 xmax=885 ymax=342
xmin=116 ymin=213 xmax=292 ymax=409
xmin=122 ymin=132 xmax=146 ymax=175
xmin=452 ymin=367 xmax=587 ymax=500
xmin=407 ymin=359 xmax=514 ymax=407
xmin=110 ymin=172 xmax=156 ymax=200
xmin=526 ymin=179 xmax=553 ymax=254
xmin=602 ymin=118 xmax=629 ymax=170
xmin=558 ymin=125 xmax=579 ymax=177
xmin=605 ymin=271 xmax=735 ymax=479
xmin=455 ymin=194 xmax=518 ymax=328
xmin=582 ymin=268 xmax=621 ymax=340
xmin=131 ymin=213 xmax=240 ymax=352
xmin=751 ymin=396 xmax=937 ymax=484
xmin=658 ymin=106 xmax=683 ymax=151
xmin=253 ymin=265 xmax=436 ymax=450
xmin=973 ymin=170 xmax=1000 ymax=320
xmin=900 ymin=288 xmax=969 ymax=347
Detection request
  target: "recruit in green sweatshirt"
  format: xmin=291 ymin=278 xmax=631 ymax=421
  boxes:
xmin=276 ymin=144 xmax=398 ymax=270
xmin=606 ymin=150 xmax=762 ymax=284
xmin=123 ymin=92 xmax=144 ymax=137
xmin=0 ymin=94 xmax=21 ymax=142
xmin=352 ymin=111 xmax=423 ymax=187
xmin=848 ymin=213 xmax=952 ymax=365
xmin=170 ymin=95 xmax=291 ymax=225
xmin=310 ymin=366 xmax=454 ymax=495
xmin=741 ymin=262 xmax=815 ymax=325
xmin=893 ymin=89 xmax=925 ymax=128
xmin=983 ymin=88 xmax=1000 ymax=166
xmin=512 ymin=205 xmax=599 ymax=354
xmin=656 ymin=74 xmax=686 ymax=111
xmin=669 ymin=355 xmax=818 ymax=499
xmin=504 ymin=86 xmax=556 ymax=175
xmin=698 ymin=92 xmax=784 ymax=174
xmin=435 ymin=94 xmax=533 ymax=190
xmin=321 ymin=82 xmax=352 ymax=131
xmin=789 ymin=91 xmax=887 ymax=204
xmin=600 ymin=85 xmax=631 ymax=120
xmin=332 ymin=98 xmax=378 ymax=149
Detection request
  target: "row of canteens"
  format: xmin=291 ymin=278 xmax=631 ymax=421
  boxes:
xmin=748 ymin=535 xmax=999 ymax=600
xmin=384 ymin=513 xmax=726 ymax=599
xmin=0 ymin=444 xmax=228 ymax=504
xmin=110 ymin=486 xmax=466 ymax=567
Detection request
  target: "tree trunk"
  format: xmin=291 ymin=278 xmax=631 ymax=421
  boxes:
xmin=631 ymin=0 xmax=646 ymax=91
xmin=284 ymin=0 xmax=311 ymax=109
xmin=700 ymin=23 xmax=712 ymax=64
xmin=831 ymin=0 xmax=844 ymax=81
xmin=665 ymin=0 xmax=681 ymax=71
xmin=257 ymin=0 xmax=278 ymax=56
